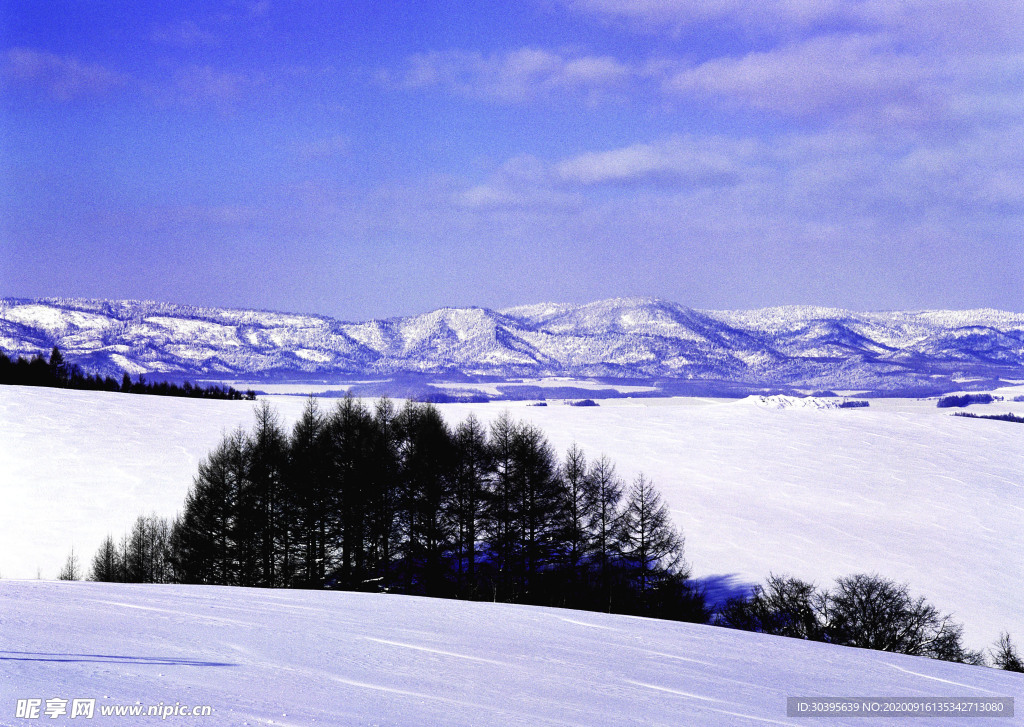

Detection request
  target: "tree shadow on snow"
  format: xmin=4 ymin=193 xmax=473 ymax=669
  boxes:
xmin=693 ymin=574 xmax=758 ymax=609
xmin=0 ymin=651 xmax=236 ymax=667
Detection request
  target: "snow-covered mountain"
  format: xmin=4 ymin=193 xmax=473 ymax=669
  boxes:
xmin=2 ymin=297 xmax=1023 ymax=392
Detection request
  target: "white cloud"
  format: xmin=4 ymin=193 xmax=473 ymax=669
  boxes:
xmin=380 ymin=13 xmax=1023 ymax=130
xmin=160 ymin=65 xmax=268 ymax=112
xmin=383 ymin=47 xmax=634 ymax=103
xmin=659 ymin=31 xmax=1024 ymax=131
xmin=151 ymin=20 xmax=220 ymax=47
xmin=561 ymin=0 xmax=867 ymax=37
xmin=2 ymin=47 xmax=124 ymax=101
xmin=555 ymin=136 xmax=758 ymax=186
xmin=457 ymin=155 xmax=583 ymax=210
xmin=563 ymin=0 xmax=1024 ymax=46
xmin=665 ymin=34 xmax=939 ymax=119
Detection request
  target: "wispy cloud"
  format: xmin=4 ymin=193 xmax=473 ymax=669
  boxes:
xmin=151 ymin=20 xmax=220 ymax=48
xmin=555 ymin=136 xmax=757 ymax=186
xmin=157 ymin=65 xmax=269 ymax=112
xmin=665 ymin=34 xmax=940 ymax=120
xmin=456 ymin=122 xmax=1024 ymax=224
xmin=665 ymin=34 xmax=1024 ymax=129
xmin=557 ymin=0 xmax=1024 ymax=128
xmin=380 ymin=47 xmax=635 ymax=104
xmin=292 ymin=134 xmax=350 ymax=160
xmin=1 ymin=47 xmax=124 ymax=101
xmin=0 ymin=46 xmax=276 ymax=114
xmin=560 ymin=0 xmax=862 ymax=36
xmin=381 ymin=16 xmax=1022 ymax=133
xmin=562 ymin=0 xmax=1024 ymax=45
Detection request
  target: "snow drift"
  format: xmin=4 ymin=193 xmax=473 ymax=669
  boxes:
xmin=1 ymin=580 xmax=1019 ymax=726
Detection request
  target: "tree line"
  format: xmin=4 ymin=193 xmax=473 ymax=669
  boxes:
xmin=0 ymin=346 xmax=255 ymax=400
xmin=954 ymin=411 xmax=1024 ymax=424
xmin=89 ymin=398 xmax=706 ymax=621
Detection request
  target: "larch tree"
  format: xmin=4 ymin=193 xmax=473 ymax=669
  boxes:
xmin=618 ymin=474 xmax=685 ymax=602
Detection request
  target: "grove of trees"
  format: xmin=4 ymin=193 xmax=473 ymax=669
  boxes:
xmin=92 ymin=398 xmax=707 ymax=622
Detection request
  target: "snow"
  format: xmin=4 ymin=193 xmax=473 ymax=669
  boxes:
xmin=1 ymin=386 xmax=1023 ymax=652
xmin=107 ymin=354 xmax=149 ymax=375
xmin=0 ymin=387 xmax=276 ymax=583
xmin=293 ymin=349 xmax=331 ymax=363
xmin=1 ymin=580 xmax=1019 ymax=726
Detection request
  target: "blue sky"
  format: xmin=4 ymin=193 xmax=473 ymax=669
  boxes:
xmin=1 ymin=0 xmax=1021 ymax=319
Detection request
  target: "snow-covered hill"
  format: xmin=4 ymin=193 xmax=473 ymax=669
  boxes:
xmin=2 ymin=297 xmax=1023 ymax=392
xmin=2 ymin=385 xmax=1022 ymax=650
xmin=1 ymin=580 xmax=1019 ymax=726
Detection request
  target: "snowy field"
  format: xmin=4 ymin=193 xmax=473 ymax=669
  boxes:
xmin=1 ymin=580 xmax=1020 ymax=726
xmin=1 ymin=385 xmax=1023 ymax=651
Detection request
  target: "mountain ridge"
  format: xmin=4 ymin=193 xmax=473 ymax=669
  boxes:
xmin=2 ymin=296 xmax=1023 ymax=394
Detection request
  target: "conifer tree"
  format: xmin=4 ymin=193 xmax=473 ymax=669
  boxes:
xmin=483 ymin=412 xmax=519 ymax=600
xmin=48 ymin=347 xmax=68 ymax=386
xmin=618 ymin=474 xmax=685 ymax=596
xmin=248 ymin=402 xmax=289 ymax=587
xmin=587 ymin=455 xmax=624 ymax=609
xmin=558 ymin=443 xmax=595 ymax=594
xmin=366 ymin=397 xmax=403 ymax=590
xmin=322 ymin=397 xmax=377 ymax=589
xmin=90 ymin=535 xmax=123 ymax=582
xmin=510 ymin=423 xmax=563 ymax=601
xmin=451 ymin=414 xmax=491 ymax=595
xmin=172 ymin=430 xmax=247 ymax=585
xmin=397 ymin=402 xmax=456 ymax=595
xmin=287 ymin=396 xmax=327 ymax=587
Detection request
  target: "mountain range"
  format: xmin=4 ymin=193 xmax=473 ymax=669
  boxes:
xmin=2 ymin=297 xmax=1023 ymax=396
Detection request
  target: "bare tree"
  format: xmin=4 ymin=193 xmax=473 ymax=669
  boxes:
xmin=58 ymin=547 xmax=81 ymax=581
xmin=821 ymin=574 xmax=969 ymax=660
xmin=992 ymin=632 xmax=1024 ymax=672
